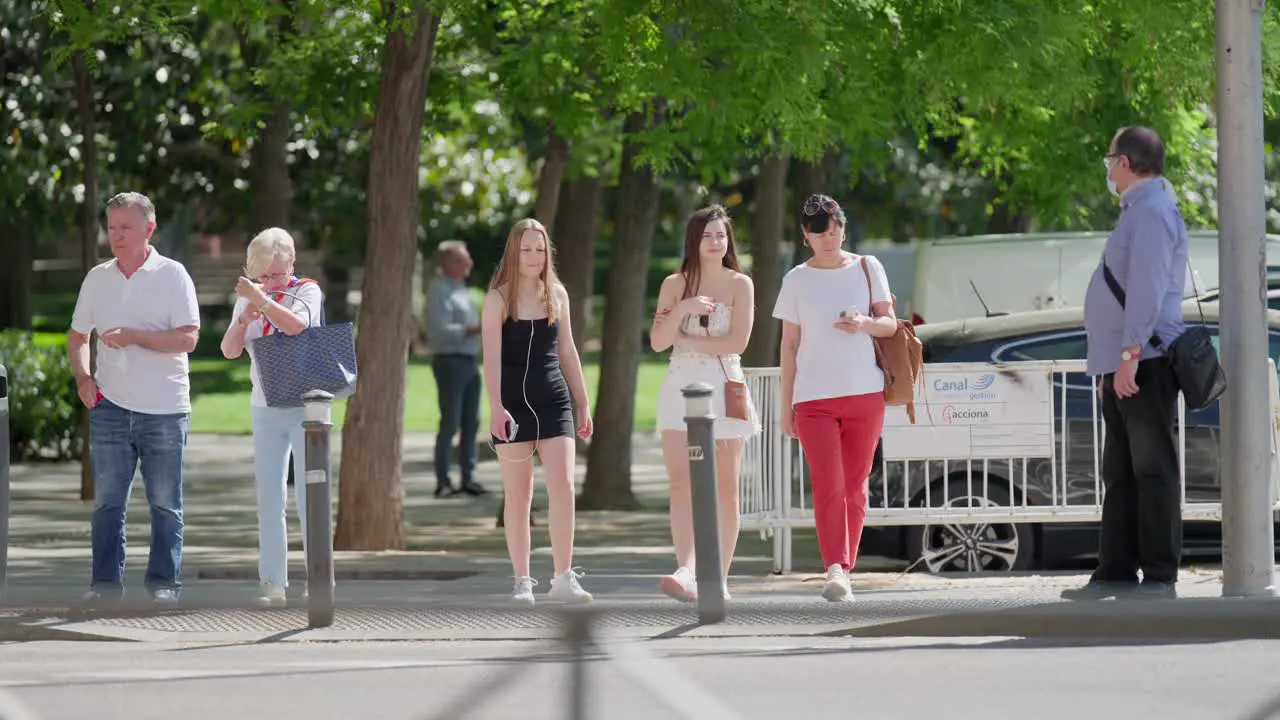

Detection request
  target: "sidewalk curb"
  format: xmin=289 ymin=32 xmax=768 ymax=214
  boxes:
xmin=5 ymin=594 xmax=1280 ymax=643
xmin=833 ymin=596 xmax=1280 ymax=640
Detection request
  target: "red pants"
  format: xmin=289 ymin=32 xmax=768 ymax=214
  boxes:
xmin=794 ymin=392 xmax=886 ymax=571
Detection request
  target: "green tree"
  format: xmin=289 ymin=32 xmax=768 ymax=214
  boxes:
xmin=578 ymin=0 xmax=895 ymax=506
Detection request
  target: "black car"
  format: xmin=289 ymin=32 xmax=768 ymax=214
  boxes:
xmin=859 ymin=301 xmax=1280 ymax=573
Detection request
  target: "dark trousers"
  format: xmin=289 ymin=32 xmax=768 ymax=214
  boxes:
xmin=433 ymin=354 xmax=480 ymax=489
xmin=1096 ymin=358 xmax=1182 ymax=584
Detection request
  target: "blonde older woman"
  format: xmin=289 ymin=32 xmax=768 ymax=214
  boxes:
xmin=219 ymin=228 xmax=323 ymax=607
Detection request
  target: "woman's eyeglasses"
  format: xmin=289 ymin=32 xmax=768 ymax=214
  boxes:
xmin=246 ymin=269 xmax=290 ymax=283
xmin=803 ymin=197 xmax=840 ymax=216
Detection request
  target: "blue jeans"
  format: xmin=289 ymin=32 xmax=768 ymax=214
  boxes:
xmin=89 ymin=398 xmax=189 ymax=595
xmin=252 ymin=405 xmax=308 ymax=588
xmin=432 ymin=355 xmax=480 ymax=488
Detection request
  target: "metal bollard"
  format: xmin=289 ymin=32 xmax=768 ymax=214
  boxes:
xmin=563 ymin=608 xmax=596 ymax=720
xmin=0 ymin=364 xmax=8 ymax=598
xmin=682 ymin=382 xmax=725 ymax=625
xmin=302 ymin=390 xmax=336 ymax=628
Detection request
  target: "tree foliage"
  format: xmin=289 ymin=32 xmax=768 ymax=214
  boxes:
xmin=8 ymin=0 xmax=1280 ymax=525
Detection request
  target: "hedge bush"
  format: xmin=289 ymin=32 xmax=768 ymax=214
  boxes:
xmin=0 ymin=331 xmax=82 ymax=461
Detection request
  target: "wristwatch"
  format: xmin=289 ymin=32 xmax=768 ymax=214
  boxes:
xmin=1121 ymin=348 xmax=1140 ymax=362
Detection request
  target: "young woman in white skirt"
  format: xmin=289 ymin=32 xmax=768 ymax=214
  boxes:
xmin=650 ymin=205 xmax=760 ymax=602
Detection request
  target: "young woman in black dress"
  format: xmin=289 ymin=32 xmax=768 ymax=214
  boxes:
xmin=481 ymin=218 xmax=594 ymax=605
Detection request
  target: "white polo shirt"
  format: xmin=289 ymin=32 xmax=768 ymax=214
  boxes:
xmin=70 ymin=248 xmax=201 ymax=415
xmin=773 ymin=255 xmax=892 ymax=405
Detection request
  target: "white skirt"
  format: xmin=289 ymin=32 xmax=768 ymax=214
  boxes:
xmin=654 ymin=352 xmax=761 ymax=439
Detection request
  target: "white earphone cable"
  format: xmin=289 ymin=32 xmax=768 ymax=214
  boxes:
xmin=490 ymin=319 xmax=539 ymax=464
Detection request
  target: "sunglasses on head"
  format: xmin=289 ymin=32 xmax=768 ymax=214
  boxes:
xmin=803 ymin=197 xmax=840 ymax=216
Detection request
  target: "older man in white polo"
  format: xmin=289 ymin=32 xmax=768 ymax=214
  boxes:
xmin=67 ymin=191 xmax=201 ymax=607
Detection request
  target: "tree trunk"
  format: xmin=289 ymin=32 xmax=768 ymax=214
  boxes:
xmin=248 ymin=101 xmax=293 ymax=234
xmin=742 ymin=152 xmax=788 ymax=368
xmin=236 ymin=5 xmax=295 ymax=236
xmin=554 ymin=173 xmax=602 ymax=350
xmin=580 ymin=105 xmax=664 ymax=510
xmin=322 ymin=251 xmax=352 ymax=325
xmin=552 ymin=172 xmax=602 ymax=493
xmin=334 ymin=6 xmax=441 ymax=551
xmin=794 ymin=154 xmax=830 ymax=211
xmin=0 ymin=220 xmax=34 ymax=330
xmin=73 ymin=50 xmax=99 ymax=500
xmin=533 ymin=128 xmax=569 ymax=233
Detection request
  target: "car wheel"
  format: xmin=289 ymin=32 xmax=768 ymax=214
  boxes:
xmin=905 ymin=480 xmax=1036 ymax=574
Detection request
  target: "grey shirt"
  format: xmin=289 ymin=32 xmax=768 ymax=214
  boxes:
xmin=425 ymin=275 xmax=480 ymax=357
xmin=1083 ymin=177 xmax=1188 ymax=376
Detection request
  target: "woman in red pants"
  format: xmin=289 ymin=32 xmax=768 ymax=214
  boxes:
xmin=772 ymin=194 xmax=897 ymax=602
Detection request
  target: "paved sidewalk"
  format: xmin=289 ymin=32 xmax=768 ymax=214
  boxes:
xmin=4 ymin=566 xmax=1280 ymax=644
xmin=5 ymin=432 xmax=773 ymax=579
xmin=7 ymin=432 xmax=1280 ymax=645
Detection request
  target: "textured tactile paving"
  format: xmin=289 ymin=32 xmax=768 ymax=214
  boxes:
xmin=73 ymin=596 xmax=1047 ymax=634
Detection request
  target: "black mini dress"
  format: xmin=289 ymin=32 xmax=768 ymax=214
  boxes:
xmin=492 ymin=317 xmax=575 ymax=444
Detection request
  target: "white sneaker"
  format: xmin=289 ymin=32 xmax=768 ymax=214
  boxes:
xmin=512 ymin=576 xmax=537 ymax=606
xmin=548 ymin=568 xmax=593 ymax=604
xmin=659 ymin=567 xmax=698 ymax=603
xmin=152 ymin=588 xmax=181 ymax=607
xmin=722 ymin=582 xmax=732 ymax=601
xmin=257 ymin=583 xmax=287 ymax=609
xmin=821 ymin=564 xmax=853 ymax=602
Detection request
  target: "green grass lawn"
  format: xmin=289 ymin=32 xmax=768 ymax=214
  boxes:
xmin=189 ymin=355 xmax=669 ymax=435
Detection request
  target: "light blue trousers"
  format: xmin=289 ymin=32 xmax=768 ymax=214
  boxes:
xmin=251 ymin=405 xmax=308 ymax=588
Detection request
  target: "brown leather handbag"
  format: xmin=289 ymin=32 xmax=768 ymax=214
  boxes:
xmin=721 ymin=371 xmax=751 ymax=422
xmin=701 ymin=316 xmax=751 ymax=421
xmin=860 ymin=257 xmax=925 ymax=424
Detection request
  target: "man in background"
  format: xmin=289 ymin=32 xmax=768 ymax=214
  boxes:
xmin=426 ymin=240 xmax=487 ymax=498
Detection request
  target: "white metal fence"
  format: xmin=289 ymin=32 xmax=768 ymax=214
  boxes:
xmin=739 ymin=359 xmax=1280 ymax=574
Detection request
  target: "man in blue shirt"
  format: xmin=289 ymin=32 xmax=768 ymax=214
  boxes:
xmin=426 ymin=240 xmax=488 ymax=498
xmin=1066 ymin=126 xmax=1188 ymax=600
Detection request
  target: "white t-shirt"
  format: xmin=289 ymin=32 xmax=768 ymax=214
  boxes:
xmin=772 ymin=255 xmax=892 ymax=406
xmin=70 ymin=249 xmax=201 ymax=415
xmin=231 ymin=279 xmax=324 ymax=408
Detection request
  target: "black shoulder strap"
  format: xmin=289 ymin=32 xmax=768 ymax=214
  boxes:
xmin=1102 ymin=261 xmax=1164 ymax=349
xmin=1102 ymin=262 xmax=1126 ymax=307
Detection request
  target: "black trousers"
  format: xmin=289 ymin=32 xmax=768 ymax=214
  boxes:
xmin=1096 ymin=358 xmax=1182 ymax=584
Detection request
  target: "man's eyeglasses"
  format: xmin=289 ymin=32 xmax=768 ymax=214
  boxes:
xmin=803 ymin=197 xmax=840 ymax=216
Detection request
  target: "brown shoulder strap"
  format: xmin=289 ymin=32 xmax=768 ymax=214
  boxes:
xmin=859 ymin=255 xmax=874 ymax=290
xmin=858 ymin=257 xmax=889 ymax=369
xmin=704 ymin=321 xmax=733 ymax=382
xmin=863 ymin=255 xmax=902 ymax=310
xmin=860 ymin=255 xmax=892 ymax=314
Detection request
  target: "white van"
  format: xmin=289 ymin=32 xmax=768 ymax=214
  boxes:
xmin=857 ymin=240 xmax=919 ymax=319
xmin=911 ymin=231 xmax=1280 ymax=325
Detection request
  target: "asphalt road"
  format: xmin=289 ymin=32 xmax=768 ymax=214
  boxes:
xmin=4 ymin=635 xmax=1280 ymax=720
